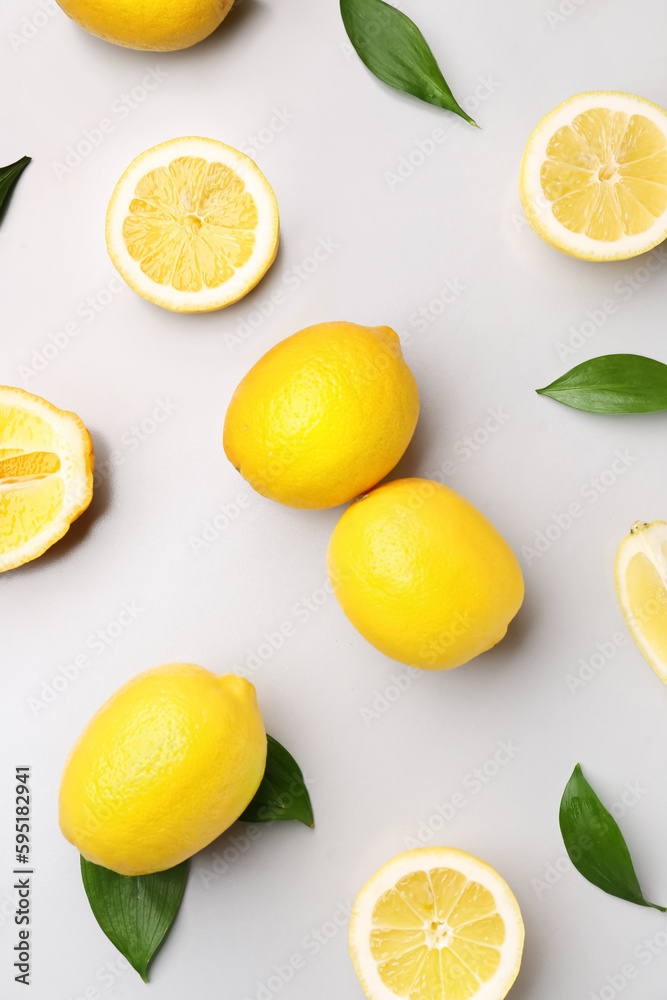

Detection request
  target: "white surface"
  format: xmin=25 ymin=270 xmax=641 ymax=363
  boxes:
xmin=2 ymin=1 xmax=667 ymax=998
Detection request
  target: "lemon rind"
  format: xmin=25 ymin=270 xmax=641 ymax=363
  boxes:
xmin=59 ymin=665 xmax=267 ymax=875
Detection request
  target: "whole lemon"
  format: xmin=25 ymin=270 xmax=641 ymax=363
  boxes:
xmin=223 ymin=322 xmax=419 ymax=509
xmin=327 ymin=478 xmax=524 ymax=670
xmin=56 ymin=0 xmax=233 ymax=51
xmin=59 ymin=664 xmax=266 ymax=875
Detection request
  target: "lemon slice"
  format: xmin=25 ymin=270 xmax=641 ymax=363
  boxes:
xmin=520 ymin=92 xmax=667 ymax=260
xmin=0 ymin=387 xmax=94 ymax=572
xmin=350 ymin=848 xmax=524 ymax=1000
xmin=615 ymin=520 xmax=667 ymax=681
xmin=106 ymin=137 xmax=279 ymax=313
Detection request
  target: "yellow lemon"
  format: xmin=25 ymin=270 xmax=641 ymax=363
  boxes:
xmin=520 ymin=92 xmax=667 ymax=260
xmin=106 ymin=137 xmax=279 ymax=312
xmin=349 ymin=847 xmax=524 ymax=1000
xmin=223 ymin=322 xmax=419 ymax=509
xmin=0 ymin=386 xmax=93 ymax=572
xmin=59 ymin=664 xmax=267 ymax=875
xmin=615 ymin=520 xmax=667 ymax=682
xmin=327 ymin=478 xmax=524 ymax=669
xmin=56 ymin=0 xmax=233 ymax=51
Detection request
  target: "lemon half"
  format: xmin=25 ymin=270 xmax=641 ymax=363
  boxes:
xmin=0 ymin=386 xmax=93 ymax=572
xmin=350 ymin=848 xmax=524 ymax=1000
xmin=106 ymin=137 xmax=279 ymax=312
xmin=615 ymin=520 xmax=667 ymax=682
xmin=520 ymin=92 xmax=667 ymax=260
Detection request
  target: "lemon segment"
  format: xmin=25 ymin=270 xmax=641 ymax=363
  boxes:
xmin=520 ymin=92 xmax=667 ymax=260
xmin=0 ymin=387 xmax=94 ymax=572
xmin=106 ymin=138 xmax=279 ymax=312
xmin=350 ymin=848 xmax=524 ymax=1000
xmin=59 ymin=664 xmax=267 ymax=876
xmin=615 ymin=520 xmax=667 ymax=681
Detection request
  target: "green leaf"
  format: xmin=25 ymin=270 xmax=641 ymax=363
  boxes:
xmin=340 ymin=0 xmax=476 ymax=125
xmin=240 ymin=734 xmax=314 ymax=827
xmin=80 ymin=856 xmax=189 ymax=982
xmin=0 ymin=156 xmax=31 ymax=223
xmin=559 ymin=764 xmax=665 ymax=911
xmin=77 ymin=737 xmax=311 ymax=980
xmin=537 ymin=354 xmax=667 ymax=413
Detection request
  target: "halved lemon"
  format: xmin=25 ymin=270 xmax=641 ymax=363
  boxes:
xmin=615 ymin=520 xmax=667 ymax=681
xmin=0 ymin=387 xmax=94 ymax=572
xmin=520 ymin=92 xmax=667 ymax=260
xmin=349 ymin=848 xmax=524 ymax=1000
xmin=106 ymin=137 xmax=279 ymax=312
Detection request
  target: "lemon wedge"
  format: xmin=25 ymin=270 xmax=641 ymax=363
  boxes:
xmin=106 ymin=137 xmax=279 ymax=312
xmin=615 ymin=520 xmax=667 ymax=681
xmin=520 ymin=92 xmax=667 ymax=260
xmin=349 ymin=848 xmax=524 ymax=1000
xmin=0 ymin=387 xmax=94 ymax=572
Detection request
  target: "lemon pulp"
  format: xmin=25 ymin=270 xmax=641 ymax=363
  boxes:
xmin=541 ymin=109 xmax=667 ymax=240
xmin=371 ymin=868 xmax=506 ymax=997
xmin=123 ymin=156 xmax=258 ymax=292
xmin=616 ymin=521 xmax=667 ymax=676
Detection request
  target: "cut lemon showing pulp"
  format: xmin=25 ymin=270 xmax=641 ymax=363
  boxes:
xmin=615 ymin=520 xmax=667 ymax=681
xmin=106 ymin=137 xmax=279 ymax=312
xmin=350 ymin=848 xmax=524 ymax=1000
xmin=0 ymin=387 xmax=94 ymax=572
xmin=520 ymin=92 xmax=667 ymax=260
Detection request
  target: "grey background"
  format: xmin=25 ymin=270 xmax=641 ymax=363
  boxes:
xmin=2 ymin=0 xmax=667 ymax=997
